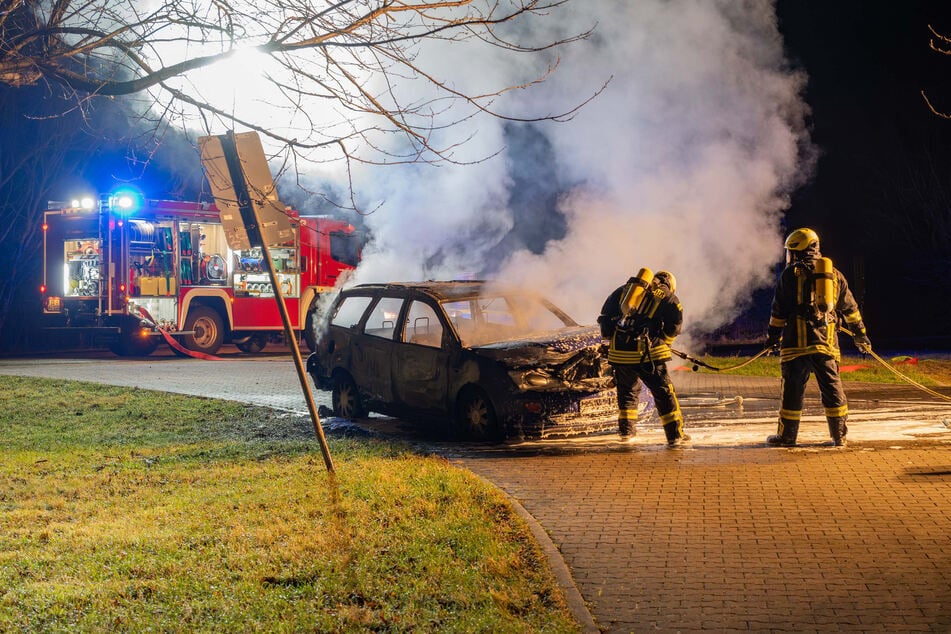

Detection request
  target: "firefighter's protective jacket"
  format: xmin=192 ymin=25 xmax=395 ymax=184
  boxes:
xmin=767 ymin=261 xmax=867 ymax=362
xmin=598 ymin=278 xmax=683 ymax=365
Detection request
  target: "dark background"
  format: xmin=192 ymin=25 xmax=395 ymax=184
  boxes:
xmin=774 ymin=1 xmax=951 ymax=347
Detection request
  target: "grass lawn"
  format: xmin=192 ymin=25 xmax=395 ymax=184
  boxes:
xmin=0 ymin=376 xmax=580 ymax=633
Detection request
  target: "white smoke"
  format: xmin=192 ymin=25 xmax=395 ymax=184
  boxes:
xmin=127 ymin=0 xmax=810 ymax=342
xmin=340 ymin=0 xmax=812 ymax=341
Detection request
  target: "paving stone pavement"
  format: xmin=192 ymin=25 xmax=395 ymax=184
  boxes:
xmin=458 ymin=441 xmax=951 ymax=633
xmin=3 ymin=349 xmax=951 ymax=632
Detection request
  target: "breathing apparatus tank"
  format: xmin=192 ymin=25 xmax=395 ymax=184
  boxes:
xmin=619 ymin=268 xmax=654 ymax=318
xmin=813 ymin=257 xmax=834 ymax=314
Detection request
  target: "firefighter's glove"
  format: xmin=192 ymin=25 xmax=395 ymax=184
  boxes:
xmin=599 ymin=342 xmax=610 ymax=357
xmin=853 ymin=334 xmax=872 ymax=355
xmin=764 ymin=331 xmax=782 ymax=352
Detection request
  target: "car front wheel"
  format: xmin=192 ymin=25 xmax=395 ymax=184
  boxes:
xmin=455 ymin=387 xmax=501 ymax=441
xmin=303 ymin=309 xmax=318 ymax=352
xmin=332 ymin=372 xmax=366 ymax=419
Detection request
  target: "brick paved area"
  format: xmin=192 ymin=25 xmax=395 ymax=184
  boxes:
xmin=460 ymin=443 xmax=951 ymax=633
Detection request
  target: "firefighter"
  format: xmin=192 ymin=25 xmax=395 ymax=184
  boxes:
xmin=598 ymin=269 xmax=690 ymax=447
xmin=764 ymin=228 xmax=872 ymax=447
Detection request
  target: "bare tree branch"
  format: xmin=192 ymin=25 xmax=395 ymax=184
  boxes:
xmin=921 ymin=89 xmax=951 ymax=119
xmin=923 ymin=25 xmax=951 ymax=119
xmin=0 ymin=0 xmax=599 ymax=171
xmin=928 ymin=23 xmax=951 ymax=55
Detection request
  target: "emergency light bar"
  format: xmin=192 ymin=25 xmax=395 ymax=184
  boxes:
xmin=70 ymin=197 xmax=96 ymax=210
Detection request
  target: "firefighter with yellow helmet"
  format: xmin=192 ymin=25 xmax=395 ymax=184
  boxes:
xmin=598 ymin=268 xmax=690 ymax=447
xmin=764 ymin=228 xmax=872 ymax=447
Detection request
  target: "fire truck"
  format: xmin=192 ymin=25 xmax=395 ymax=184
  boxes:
xmin=40 ymin=191 xmax=361 ymax=356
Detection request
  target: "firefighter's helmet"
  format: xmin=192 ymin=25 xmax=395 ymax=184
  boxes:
xmin=654 ymin=270 xmax=676 ymax=294
xmin=784 ymin=228 xmax=820 ymax=263
xmin=784 ymin=228 xmax=819 ymax=252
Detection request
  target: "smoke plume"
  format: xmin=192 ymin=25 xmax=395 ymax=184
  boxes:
xmin=68 ymin=0 xmax=811 ymax=344
xmin=327 ymin=0 xmax=812 ymax=343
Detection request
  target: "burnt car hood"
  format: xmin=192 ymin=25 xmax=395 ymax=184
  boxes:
xmin=470 ymin=326 xmax=603 ymax=367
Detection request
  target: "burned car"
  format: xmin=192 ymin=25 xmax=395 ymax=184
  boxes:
xmin=306 ymin=280 xmax=622 ymax=441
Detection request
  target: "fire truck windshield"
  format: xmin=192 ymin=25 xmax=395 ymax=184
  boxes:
xmin=330 ymin=230 xmax=360 ymax=267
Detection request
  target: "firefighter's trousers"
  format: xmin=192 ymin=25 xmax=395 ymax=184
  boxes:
xmin=776 ymin=353 xmax=849 ymax=442
xmin=612 ymin=361 xmax=684 ymax=440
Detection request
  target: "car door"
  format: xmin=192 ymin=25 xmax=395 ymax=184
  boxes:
xmin=350 ymin=295 xmax=404 ymax=403
xmin=392 ymin=299 xmax=451 ymax=412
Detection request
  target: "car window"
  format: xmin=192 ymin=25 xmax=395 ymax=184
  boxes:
xmin=330 ymin=295 xmax=373 ymax=329
xmin=363 ymin=296 xmax=404 ymax=340
xmin=506 ymin=294 xmax=571 ymax=331
xmin=443 ymin=294 xmax=571 ymax=347
xmin=402 ymin=301 xmax=444 ymax=348
xmin=442 ymin=300 xmax=475 ymax=336
xmin=480 ymin=296 xmax=517 ymax=326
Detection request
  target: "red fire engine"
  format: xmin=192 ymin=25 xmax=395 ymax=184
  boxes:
xmin=40 ymin=191 xmax=360 ymax=356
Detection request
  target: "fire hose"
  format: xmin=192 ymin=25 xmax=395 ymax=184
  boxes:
xmin=675 ymin=329 xmax=951 ymax=404
xmin=135 ymin=305 xmax=223 ymax=361
xmin=671 ymin=346 xmax=774 ymax=372
xmin=838 ymin=327 xmax=951 ymax=404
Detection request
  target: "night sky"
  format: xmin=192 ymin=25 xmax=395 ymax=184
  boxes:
xmin=775 ymin=1 xmax=951 ymax=345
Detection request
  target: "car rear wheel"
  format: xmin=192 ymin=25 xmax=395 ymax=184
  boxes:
xmin=456 ymin=387 xmax=501 ymax=441
xmin=332 ymin=372 xmax=366 ymax=419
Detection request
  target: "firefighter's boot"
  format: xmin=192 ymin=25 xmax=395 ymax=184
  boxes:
xmin=766 ymin=418 xmax=799 ymax=447
xmin=618 ymin=404 xmax=639 ymax=441
xmin=663 ymin=421 xmax=690 ymax=447
xmin=827 ymin=416 xmax=848 ymax=447
xmin=618 ymin=420 xmax=635 ymax=442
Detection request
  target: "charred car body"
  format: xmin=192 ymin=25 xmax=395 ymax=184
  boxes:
xmin=306 ymin=280 xmax=621 ymax=440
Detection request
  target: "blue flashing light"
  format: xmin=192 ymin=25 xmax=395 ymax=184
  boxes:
xmin=114 ymin=195 xmax=136 ymax=210
xmin=109 ymin=188 xmax=144 ymax=216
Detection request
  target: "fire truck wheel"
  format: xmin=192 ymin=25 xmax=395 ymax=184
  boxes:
xmin=455 ymin=386 xmax=501 ymax=442
xmin=235 ymin=333 xmax=268 ymax=354
xmin=332 ymin=372 xmax=367 ymax=419
xmin=110 ymin=321 xmax=160 ymax=357
xmin=182 ymin=306 xmax=224 ymax=355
